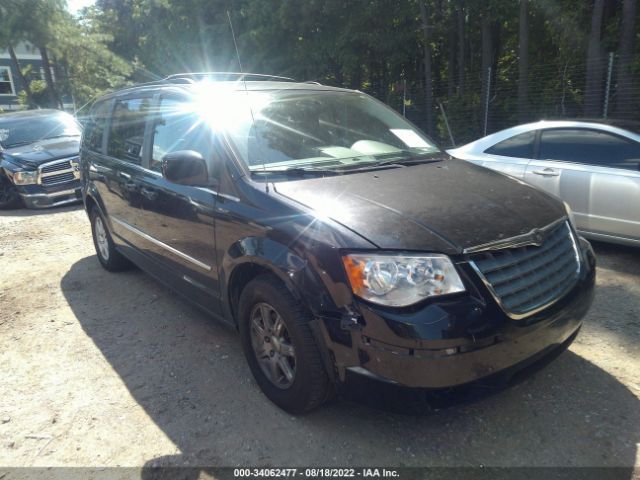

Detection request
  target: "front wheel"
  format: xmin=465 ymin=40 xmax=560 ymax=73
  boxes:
xmin=0 ymin=176 xmax=21 ymax=209
xmin=238 ymin=274 xmax=333 ymax=413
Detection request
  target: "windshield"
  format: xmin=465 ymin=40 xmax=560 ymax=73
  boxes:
xmin=0 ymin=112 xmax=81 ymax=149
xmin=187 ymin=88 xmax=440 ymax=171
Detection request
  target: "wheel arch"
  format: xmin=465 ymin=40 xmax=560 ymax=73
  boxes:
xmin=83 ymin=184 xmax=108 ymax=222
xmin=84 ymin=192 xmax=98 ymax=216
xmin=224 ymin=242 xmax=340 ymax=386
xmin=221 ymin=237 xmax=330 ymax=327
xmin=225 ymin=257 xmax=305 ymax=327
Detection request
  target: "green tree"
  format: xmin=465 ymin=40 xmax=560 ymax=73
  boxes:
xmin=79 ymin=0 xmax=640 ymax=143
xmin=52 ymin=7 xmax=133 ymax=108
xmin=0 ymin=0 xmax=37 ymax=107
xmin=18 ymin=0 xmax=67 ymax=108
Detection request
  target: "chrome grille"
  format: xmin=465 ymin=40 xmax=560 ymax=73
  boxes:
xmin=43 ymin=172 xmax=76 ymax=185
xmin=38 ymin=157 xmax=79 ymax=186
xmin=41 ymin=160 xmax=72 ymax=174
xmin=43 ymin=179 xmax=79 ymax=193
xmin=470 ymin=221 xmax=580 ymax=318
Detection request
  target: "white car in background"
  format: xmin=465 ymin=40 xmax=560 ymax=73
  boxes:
xmin=448 ymin=120 xmax=640 ymax=247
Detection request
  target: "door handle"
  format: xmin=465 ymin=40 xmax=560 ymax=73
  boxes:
xmin=118 ymin=171 xmax=131 ymax=180
xmin=532 ymin=168 xmax=559 ymax=177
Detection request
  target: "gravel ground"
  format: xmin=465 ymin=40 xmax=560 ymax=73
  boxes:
xmin=0 ymin=205 xmax=638 ymax=472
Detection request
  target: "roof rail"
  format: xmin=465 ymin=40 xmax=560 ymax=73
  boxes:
xmin=164 ymin=72 xmax=297 ymax=83
xmin=104 ymin=79 xmax=180 ymax=95
xmin=101 ymin=72 xmax=300 ymax=100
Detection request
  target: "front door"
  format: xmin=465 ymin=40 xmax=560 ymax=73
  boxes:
xmin=135 ymin=95 xmax=222 ymax=314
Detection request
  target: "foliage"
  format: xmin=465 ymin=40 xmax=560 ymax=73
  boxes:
xmin=17 ymin=79 xmax=49 ymax=106
xmin=50 ymin=10 xmax=133 ymax=107
xmin=2 ymin=0 xmax=639 ymax=138
xmin=83 ymin=0 xmax=637 ymax=140
xmin=0 ymin=0 xmax=132 ymax=109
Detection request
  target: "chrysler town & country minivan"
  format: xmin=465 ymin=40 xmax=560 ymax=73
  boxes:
xmin=79 ymin=73 xmax=596 ymax=412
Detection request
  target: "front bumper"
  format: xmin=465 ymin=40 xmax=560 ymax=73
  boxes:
xmin=2 ymin=156 xmax=81 ymax=209
xmin=17 ymin=182 xmax=82 ymax=208
xmin=317 ymin=238 xmax=596 ymax=389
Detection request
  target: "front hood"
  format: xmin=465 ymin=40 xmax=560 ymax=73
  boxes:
xmin=272 ymin=158 xmax=565 ymax=254
xmin=2 ymin=137 xmax=80 ymax=168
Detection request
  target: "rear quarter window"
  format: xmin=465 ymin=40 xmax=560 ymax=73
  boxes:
xmin=484 ymin=131 xmax=536 ymax=159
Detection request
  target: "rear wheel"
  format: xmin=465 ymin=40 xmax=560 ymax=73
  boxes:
xmin=238 ymin=274 xmax=333 ymax=413
xmin=0 ymin=176 xmax=20 ymax=209
xmin=90 ymin=208 xmax=131 ymax=272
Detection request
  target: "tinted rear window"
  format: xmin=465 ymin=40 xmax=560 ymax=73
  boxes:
xmin=485 ymin=131 xmax=536 ymax=159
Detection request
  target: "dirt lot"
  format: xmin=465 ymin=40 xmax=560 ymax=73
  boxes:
xmin=0 ymin=205 xmax=639 ymax=471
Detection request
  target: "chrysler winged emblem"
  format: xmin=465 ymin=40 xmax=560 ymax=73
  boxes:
xmin=532 ymin=229 xmax=544 ymax=246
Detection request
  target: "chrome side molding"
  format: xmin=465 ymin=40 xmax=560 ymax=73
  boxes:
xmin=111 ymin=216 xmax=212 ymax=271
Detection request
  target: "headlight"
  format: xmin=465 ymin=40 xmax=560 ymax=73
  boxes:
xmin=563 ymin=201 xmax=577 ymax=231
xmin=12 ymin=170 xmax=38 ymax=185
xmin=342 ymin=253 xmax=465 ymax=307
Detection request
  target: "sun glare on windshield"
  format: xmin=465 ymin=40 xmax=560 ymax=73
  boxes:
xmin=180 ymin=81 xmax=271 ymax=132
xmin=176 ymin=86 xmax=441 ymax=172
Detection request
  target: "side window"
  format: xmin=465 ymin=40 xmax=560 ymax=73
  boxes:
xmin=106 ymin=97 xmax=150 ymax=164
xmin=84 ymin=101 xmax=110 ymax=153
xmin=539 ymin=129 xmax=640 ymax=170
xmin=484 ymin=131 xmax=536 ymax=159
xmin=150 ymin=97 xmax=214 ymax=176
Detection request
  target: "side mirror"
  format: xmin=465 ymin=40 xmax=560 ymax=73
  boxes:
xmin=162 ymin=150 xmax=208 ymax=186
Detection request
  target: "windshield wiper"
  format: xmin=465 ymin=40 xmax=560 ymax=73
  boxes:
xmin=319 ymin=153 xmax=444 ymax=173
xmin=252 ymin=166 xmax=339 ymax=176
xmin=41 ymin=134 xmax=80 ymax=140
xmin=3 ymin=141 xmax=33 ymax=148
xmin=371 ymin=154 xmax=445 ymax=168
xmin=251 ymin=152 xmax=445 ymax=176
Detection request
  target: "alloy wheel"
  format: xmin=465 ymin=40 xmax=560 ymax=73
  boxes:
xmin=249 ymin=302 xmax=297 ymax=389
xmin=0 ymin=180 xmax=17 ymax=205
xmin=94 ymin=216 xmax=110 ymax=261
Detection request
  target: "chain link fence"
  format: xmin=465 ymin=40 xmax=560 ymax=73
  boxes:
xmin=342 ymin=53 xmax=639 ymax=148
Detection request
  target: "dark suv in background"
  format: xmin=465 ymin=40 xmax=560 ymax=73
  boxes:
xmin=0 ymin=109 xmax=82 ymax=209
xmin=80 ymin=73 xmax=596 ymax=413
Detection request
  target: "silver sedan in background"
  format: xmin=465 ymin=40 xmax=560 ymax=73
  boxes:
xmin=448 ymin=120 xmax=640 ymax=247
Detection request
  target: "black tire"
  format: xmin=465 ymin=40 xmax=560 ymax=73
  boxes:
xmin=0 ymin=175 xmax=21 ymax=209
xmin=238 ymin=274 xmax=333 ymax=413
xmin=90 ymin=207 xmax=132 ymax=272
